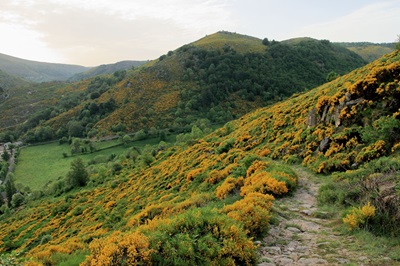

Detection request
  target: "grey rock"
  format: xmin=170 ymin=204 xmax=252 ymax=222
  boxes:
xmin=274 ymin=257 xmax=294 ymax=265
xmin=300 ymin=209 xmax=313 ymax=216
xmin=298 ymin=258 xmax=328 ymax=265
xmin=298 ymin=220 xmax=320 ymax=231
xmin=265 ymin=246 xmax=282 ymax=255
xmin=320 ymin=105 xmax=329 ymax=123
xmin=307 ymin=108 xmax=318 ymax=127
xmin=318 ymin=137 xmax=331 ymax=153
xmin=258 ymin=263 xmax=275 ymax=266
xmin=287 ymin=227 xmax=302 ymax=233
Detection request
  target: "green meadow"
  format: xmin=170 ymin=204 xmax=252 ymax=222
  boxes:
xmin=13 ymin=137 xmax=161 ymax=191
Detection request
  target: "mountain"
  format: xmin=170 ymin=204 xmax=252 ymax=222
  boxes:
xmin=335 ymin=42 xmax=395 ymax=62
xmin=0 ymin=53 xmax=89 ymax=82
xmin=17 ymin=31 xmax=367 ymax=143
xmin=0 ymin=49 xmax=398 ymax=265
xmin=67 ymin=60 xmax=147 ymax=82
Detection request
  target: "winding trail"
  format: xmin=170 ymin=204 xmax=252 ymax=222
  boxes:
xmin=258 ymin=166 xmax=398 ymax=266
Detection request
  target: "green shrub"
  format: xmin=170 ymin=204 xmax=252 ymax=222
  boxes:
xmin=72 ymin=206 xmax=84 ymax=216
xmin=11 ymin=193 xmax=24 ymax=208
xmin=40 ymin=234 xmax=52 ymax=245
xmin=146 ymin=208 xmax=257 ymax=265
xmin=216 ymin=138 xmax=235 ymax=154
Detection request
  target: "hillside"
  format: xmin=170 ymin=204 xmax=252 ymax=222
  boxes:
xmin=0 ymin=53 xmax=89 ymax=82
xmin=0 ymin=69 xmax=31 ymax=90
xmin=18 ymin=31 xmax=367 ymax=143
xmin=67 ymin=60 xmax=147 ymax=82
xmin=0 ymin=80 xmax=91 ymax=137
xmin=335 ymin=42 xmax=395 ymax=62
xmin=0 ymin=49 xmax=398 ymax=265
xmin=0 ymin=62 xmax=144 ymax=133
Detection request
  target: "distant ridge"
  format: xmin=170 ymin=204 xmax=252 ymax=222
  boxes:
xmin=67 ymin=60 xmax=146 ymax=82
xmin=0 ymin=53 xmax=88 ymax=82
xmin=335 ymin=42 xmax=395 ymax=62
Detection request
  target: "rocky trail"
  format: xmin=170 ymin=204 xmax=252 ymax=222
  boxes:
xmin=258 ymin=166 xmax=397 ymax=266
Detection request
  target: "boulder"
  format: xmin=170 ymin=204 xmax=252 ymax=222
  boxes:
xmin=318 ymin=137 xmax=331 ymax=153
xmin=307 ymin=108 xmax=318 ymax=128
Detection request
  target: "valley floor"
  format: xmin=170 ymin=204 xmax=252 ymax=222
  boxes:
xmin=258 ymin=166 xmax=399 ymax=266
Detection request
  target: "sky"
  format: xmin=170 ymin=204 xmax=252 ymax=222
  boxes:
xmin=0 ymin=0 xmax=399 ymax=66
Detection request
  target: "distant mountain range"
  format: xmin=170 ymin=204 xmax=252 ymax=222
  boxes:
xmin=0 ymin=53 xmax=146 ymax=82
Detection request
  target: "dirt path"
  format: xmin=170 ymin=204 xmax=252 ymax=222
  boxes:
xmin=258 ymin=166 xmax=397 ymax=266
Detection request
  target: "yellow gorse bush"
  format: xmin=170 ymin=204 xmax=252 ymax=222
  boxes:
xmin=343 ymin=202 xmax=376 ymax=230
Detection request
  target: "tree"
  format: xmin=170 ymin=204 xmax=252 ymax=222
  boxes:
xmin=326 ymin=71 xmax=339 ymax=82
xmin=34 ymin=126 xmax=54 ymax=142
xmin=67 ymin=121 xmax=85 ymax=137
xmin=67 ymin=158 xmax=89 ymax=188
xmin=262 ymin=38 xmax=270 ymax=46
xmin=70 ymin=138 xmax=82 ymax=154
xmin=11 ymin=193 xmax=24 ymax=208
xmin=122 ymin=135 xmax=131 ymax=146
xmin=1 ymin=150 xmax=10 ymax=162
xmin=396 ymin=34 xmax=400 ymax=51
xmin=133 ymin=129 xmax=147 ymax=141
xmin=0 ymin=191 xmax=4 ymax=206
xmin=5 ymin=176 xmax=16 ymax=207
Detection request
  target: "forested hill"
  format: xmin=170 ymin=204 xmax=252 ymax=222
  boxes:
xmin=17 ymin=31 xmax=367 ymax=143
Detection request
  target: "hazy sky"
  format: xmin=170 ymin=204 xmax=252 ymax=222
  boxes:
xmin=0 ymin=0 xmax=399 ymax=66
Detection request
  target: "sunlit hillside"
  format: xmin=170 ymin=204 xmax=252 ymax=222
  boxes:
xmin=0 ymin=47 xmax=398 ymax=265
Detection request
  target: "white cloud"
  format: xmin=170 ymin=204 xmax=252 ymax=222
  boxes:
xmin=0 ymin=23 xmax=65 ymax=62
xmin=292 ymin=1 xmax=400 ymax=42
xmin=0 ymin=0 xmax=234 ymax=65
xmin=0 ymin=0 xmax=398 ymax=65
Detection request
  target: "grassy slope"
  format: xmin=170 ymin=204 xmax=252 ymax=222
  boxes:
xmin=0 ymin=53 xmax=88 ymax=82
xmin=13 ymin=138 xmax=161 ymax=191
xmin=193 ymin=31 xmax=266 ymax=53
xmin=0 ymin=50 xmax=398 ymax=265
xmin=335 ymin=42 xmax=395 ymax=62
xmin=0 ymin=69 xmax=30 ymax=90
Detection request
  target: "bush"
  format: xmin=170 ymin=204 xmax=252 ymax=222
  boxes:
xmin=11 ymin=193 xmax=24 ymax=208
xmin=216 ymin=177 xmax=244 ymax=199
xmin=146 ymin=208 xmax=257 ymax=265
xmin=222 ymin=192 xmax=274 ymax=236
xmin=216 ymin=138 xmax=235 ymax=154
xmin=72 ymin=206 xmax=84 ymax=216
xmin=82 ymin=231 xmax=152 ymax=266
xmin=40 ymin=234 xmax=52 ymax=245
xmin=343 ymin=202 xmax=376 ymax=230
